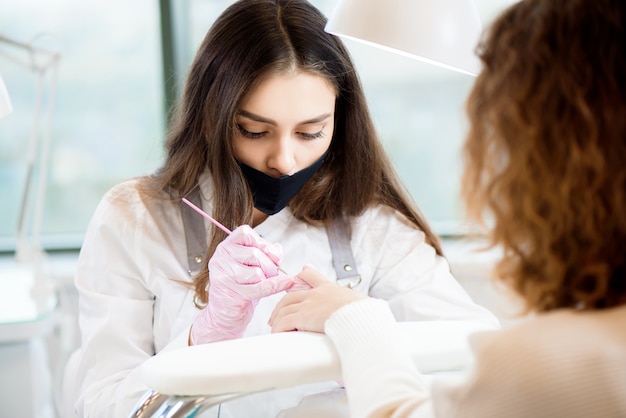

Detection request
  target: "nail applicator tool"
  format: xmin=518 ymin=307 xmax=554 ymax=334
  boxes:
xmin=182 ymin=197 xmax=232 ymax=235
xmin=182 ymin=197 xmax=289 ymax=274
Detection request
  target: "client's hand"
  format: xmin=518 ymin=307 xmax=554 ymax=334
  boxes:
xmin=269 ymin=266 xmax=367 ymax=333
xmin=190 ymin=225 xmax=297 ymax=345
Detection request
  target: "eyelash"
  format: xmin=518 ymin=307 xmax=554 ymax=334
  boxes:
xmin=300 ymin=131 xmax=325 ymax=140
xmin=236 ymin=124 xmax=325 ymax=140
xmin=236 ymin=124 xmax=264 ymax=139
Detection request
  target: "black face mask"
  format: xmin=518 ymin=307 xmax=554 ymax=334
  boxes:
xmin=238 ymin=151 xmax=328 ymax=215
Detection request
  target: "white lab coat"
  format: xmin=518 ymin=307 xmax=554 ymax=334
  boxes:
xmin=73 ymin=172 xmax=499 ymax=417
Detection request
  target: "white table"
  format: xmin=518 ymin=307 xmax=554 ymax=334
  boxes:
xmin=0 ymin=261 xmax=58 ymax=418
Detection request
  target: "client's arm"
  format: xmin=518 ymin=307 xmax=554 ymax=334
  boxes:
xmin=270 ymin=268 xmax=434 ymax=418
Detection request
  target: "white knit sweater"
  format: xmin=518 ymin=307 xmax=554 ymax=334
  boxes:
xmin=326 ymin=299 xmax=626 ymax=418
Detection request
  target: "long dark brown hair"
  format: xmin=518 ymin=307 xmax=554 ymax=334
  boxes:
xmin=463 ymin=0 xmax=626 ymax=313
xmin=143 ymin=0 xmax=441 ymax=304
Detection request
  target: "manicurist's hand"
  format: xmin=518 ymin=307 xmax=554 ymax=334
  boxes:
xmin=208 ymin=225 xmax=295 ymax=299
xmin=269 ymin=266 xmax=367 ymax=333
xmin=190 ymin=225 xmax=297 ymax=345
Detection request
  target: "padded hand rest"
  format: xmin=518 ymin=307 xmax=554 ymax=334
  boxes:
xmin=140 ymin=320 xmax=491 ymax=397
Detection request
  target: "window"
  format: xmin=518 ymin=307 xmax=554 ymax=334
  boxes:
xmin=0 ymin=0 xmax=164 ymax=250
xmin=0 ymin=0 xmax=515 ymax=251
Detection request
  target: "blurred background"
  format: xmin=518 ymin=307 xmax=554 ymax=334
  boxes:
xmin=0 ymin=0 xmax=515 ymax=251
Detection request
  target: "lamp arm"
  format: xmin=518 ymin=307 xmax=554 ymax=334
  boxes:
xmin=31 ymin=60 xmax=59 ymax=256
xmin=0 ymin=34 xmax=60 ymax=72
xmin=15 ymin=71 xmax=45 ymax=260
xmin=0 ymin=34 xmax=38 ymax=51
xmin=1 ymin=33 xmax=61 ymax=266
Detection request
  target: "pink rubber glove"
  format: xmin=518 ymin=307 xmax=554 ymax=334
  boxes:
xmin=190 ymin=225 xmax=298 ymax=345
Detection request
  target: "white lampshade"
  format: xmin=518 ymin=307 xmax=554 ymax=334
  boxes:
xmin=325 ymin=0 xmax=483 ymax=76
xmin=0 ymin=73 xmax=12 ymax=118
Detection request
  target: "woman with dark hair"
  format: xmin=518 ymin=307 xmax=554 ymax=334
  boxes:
xmin=271 ymin=0 xmax=626 ymax=416
xmin=72 ymin=0 xmax=498 ymax=416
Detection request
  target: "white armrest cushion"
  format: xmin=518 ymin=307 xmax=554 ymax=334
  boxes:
xmin=140 ymin=320 xmax=490 ymax=396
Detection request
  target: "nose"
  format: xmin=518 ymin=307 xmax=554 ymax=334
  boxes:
xmin=267 ymin=137 xmax=296 ymax=176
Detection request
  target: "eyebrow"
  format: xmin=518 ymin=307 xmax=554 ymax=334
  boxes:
xmin=237 ymin=110 xmax=331 ymax=126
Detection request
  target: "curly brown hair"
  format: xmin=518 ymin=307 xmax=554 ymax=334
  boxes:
xmin=462 ymin=0 xmax=626 ymax=313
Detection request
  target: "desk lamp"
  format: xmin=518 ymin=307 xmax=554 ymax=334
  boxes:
xmin=325 ymin=0 xmax=483 ymax=76
xmin=0 ymin=34 xmax=59 ymax=338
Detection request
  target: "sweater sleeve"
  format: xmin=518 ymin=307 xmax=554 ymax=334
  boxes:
xmin=430 ymin=310 xmax=626 ymax=418
xmin=325 ymin=298 xmax=435 ymax=418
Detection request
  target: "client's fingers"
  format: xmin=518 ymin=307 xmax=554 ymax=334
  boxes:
xmin=268 ymin=290 xmax=306 ymax=329
xmin=268 ymin=267 xmax=327 ymax=326
xmin=287 ymin=277 xmax=312 ymax=292
xmin=295 ymin=266 xmax=328 ymax=288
